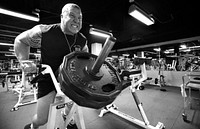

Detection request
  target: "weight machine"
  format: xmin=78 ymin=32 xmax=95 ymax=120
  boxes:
xmin=181 ymin=65 xmax=200 ymax=122
xmin=33 ymin=64 xmax=164 ymax=129
xmin=99 ymin=63 xmax=165 ymax=129
xmin=10 ymin=61 xmax=38 ymax=112
xmin=30 ymin=35 xmax=118 ymax=129
xmin=31 ymin=64 xmax=86 ymax=129
xmin=28 ymin=30 xmax=165 ymax=129
xmin=4 ymin=71 xmax=21 ymax=91
xmin=154 ymin=49 xmax=167 ymax=91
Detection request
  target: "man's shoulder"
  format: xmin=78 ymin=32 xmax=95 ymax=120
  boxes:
xmin=39 ymin=23 xmax=60 ymax=33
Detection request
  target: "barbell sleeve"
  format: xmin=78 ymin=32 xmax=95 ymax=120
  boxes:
xmin=90 ymin=36 xmax=116 ymax=75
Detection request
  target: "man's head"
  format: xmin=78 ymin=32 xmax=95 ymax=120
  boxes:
xmin=60 ymin=3 xmax=82 ymax=35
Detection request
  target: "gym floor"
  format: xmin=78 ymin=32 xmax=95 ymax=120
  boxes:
xmin=0 ymin=82 xmax=200 ymax=129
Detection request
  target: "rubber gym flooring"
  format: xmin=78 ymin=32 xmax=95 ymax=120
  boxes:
xmin=0 ymin=83 xmax=199 ymax=129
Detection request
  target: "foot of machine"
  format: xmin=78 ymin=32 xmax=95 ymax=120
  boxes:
xmin=99 ymin=104 xmax=117 ymax=117
xmin=155 ymin=122 xmax=165 ymax=129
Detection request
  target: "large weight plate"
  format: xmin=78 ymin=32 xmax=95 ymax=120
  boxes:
xmin=58 ymin=51 xmax=122 ymax=109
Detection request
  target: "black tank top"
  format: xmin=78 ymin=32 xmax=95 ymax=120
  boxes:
xmin=41 ymin=23 xmax=87 ymax=73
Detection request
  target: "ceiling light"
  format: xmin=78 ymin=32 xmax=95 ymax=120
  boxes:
xmin=164 ymin=50 xmax=170 ymax=54
xmin=0 ymin=42 xmax=14 ymax=46
xmin=0 ymin=8 xmax=39 ymax=22
xmin=5 ymin=53 xmax=15 ymax=57
xmin=9 ymin=48 xmax=14 ymax=52
xmin=122 ymin=54 xmax=130 ymax=57
xmin=180 ymin=44 xmax=187 ymax=49
xmin=153 ymin=48 xmax=161 ymax=52
xmin=128 ymin=4 xmax=154 ymax=26
xmin=89 ymin=28 xmax=112 ymax=38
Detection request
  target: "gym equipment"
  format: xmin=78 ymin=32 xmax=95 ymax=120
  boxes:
xmin=33 ymin=64 xmax=87 ymax=129
xmin=10 ymin=62 xmax=37 ymax=112
xmin=29 ymin=34 xmax=122 ymax=129
xmin=30 ymin=32 xmax=165 ymax=128
xmin=156 ymin=51 xmax=167 ymax=91
xmin=34 ymin=63 xmax=165 ymax=129
xmin=181 ymin=73 xmax=200 ymax=122
xmin=4 ymin=71 xmax=22 ymax=91
xmin=99 ymin=63 xmax=165 ymax=129
xmin=58 ymin=36 xmax=123 ymax=109
xmin=120 ymin=69 xmax=144 ymax=90
xmin=120 ymin=62 xmax=149 ymax=90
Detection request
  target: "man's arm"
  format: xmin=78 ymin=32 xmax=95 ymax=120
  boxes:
xmin=14 ymin=25 xmax=42 ymax=73
xmin=14 ymin=25 xmax=42 ymax=62
xmin=14 ymin=31 xmax=31 ymax=61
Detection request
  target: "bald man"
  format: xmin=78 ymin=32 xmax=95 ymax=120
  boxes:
xmin=14 ymin=3 xmax=88 ymax=129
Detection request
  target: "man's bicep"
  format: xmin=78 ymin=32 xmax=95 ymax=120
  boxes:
xmin=26 ymin=25 xmax=42 ymax=48
xmin=16 ymin=25 xmax=42 ymax=48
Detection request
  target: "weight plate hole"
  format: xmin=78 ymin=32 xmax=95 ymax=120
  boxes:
xmin=102 ymin=84 xmax=116 ymax=92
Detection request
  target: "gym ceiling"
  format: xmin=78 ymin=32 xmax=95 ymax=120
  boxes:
xmin=0 ymin=0 xmax=200 ymax=60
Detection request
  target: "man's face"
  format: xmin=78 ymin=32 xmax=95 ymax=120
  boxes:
xmin=61 ymin=7 xmax=82 ymax=34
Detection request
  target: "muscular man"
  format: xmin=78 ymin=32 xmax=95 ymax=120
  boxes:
xmin=14 ymin=3 xmax=88 ymax=129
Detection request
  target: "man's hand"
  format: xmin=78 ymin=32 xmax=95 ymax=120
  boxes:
xmin=20 ymin=60 xmax=37 ymax=73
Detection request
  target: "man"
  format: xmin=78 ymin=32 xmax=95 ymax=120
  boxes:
xmin=14 ymin=3 xmax=88 ymax=129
